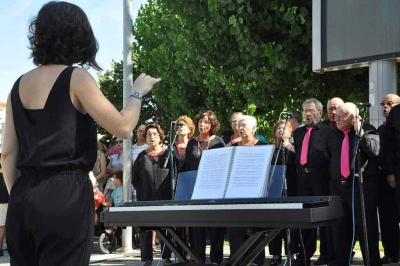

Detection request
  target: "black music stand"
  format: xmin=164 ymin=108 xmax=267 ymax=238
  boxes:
xmin=174 ymin=170 xmax=197 ymax=200
xmin=267 ymin=165 xmax=286 ymax=197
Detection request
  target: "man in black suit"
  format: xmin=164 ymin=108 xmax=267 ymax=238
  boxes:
xmin=328 ymin=102 xmax=381 ymax=266
xmin=320 ymin=97 xmax=344 ymax=128
xmin=379 ymin=94 xmax=400 ymax=264
xmin=292 ymin=98 xmax=331 ymax=266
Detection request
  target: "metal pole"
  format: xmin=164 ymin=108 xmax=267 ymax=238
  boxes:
xmin=368 ymin=60 xmax=397 ymax=127
xmin=121 ymin=0 xmax=133 ymax=253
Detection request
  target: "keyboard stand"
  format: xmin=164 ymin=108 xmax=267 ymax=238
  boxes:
xmin=226 ymin=228 xmax=281 ymax=266
xmin=155 ymin=227 xmax=203 ymax=264
xmin=152 ymin=227 xmax=282 ymax=266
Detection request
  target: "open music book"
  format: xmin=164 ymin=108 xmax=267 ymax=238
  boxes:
xmin=191 ymin=145 xmax=275 ymax=200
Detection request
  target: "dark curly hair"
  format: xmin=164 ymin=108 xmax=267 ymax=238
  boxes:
xmin=28 ymin=1 xmax=102 ymax=71
xmin=194 ymin=110 xmax=220 ymax=136
xmin=145 ymin=124 xmax=165 ymax=145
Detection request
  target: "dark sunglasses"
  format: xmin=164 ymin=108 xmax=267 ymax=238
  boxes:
xmin=116 ymin=140 xmax=123 ymax=144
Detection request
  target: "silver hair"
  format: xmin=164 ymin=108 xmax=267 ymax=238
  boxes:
xmin=237 ymin=115 xmax=257 ymax=133
xmin=302 ymin=98 xmax=323 ymax=111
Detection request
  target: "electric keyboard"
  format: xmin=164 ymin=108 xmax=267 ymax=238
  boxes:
xmin=101 ymin=196 xmax=343 ymax=228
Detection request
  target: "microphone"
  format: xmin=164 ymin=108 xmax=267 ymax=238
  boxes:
xmin=357 ymin=102 xmax=371 ymax=107
xmin=281 ymin=112 xmax=293 ymax=117
xmin=172 ymin=121 xmax=185 ymax=127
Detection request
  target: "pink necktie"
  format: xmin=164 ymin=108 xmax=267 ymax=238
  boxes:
xmin=341 ymin=129 xmax=351 ymax=178
xmin=300 ymin=127 xmax=313 ymax=165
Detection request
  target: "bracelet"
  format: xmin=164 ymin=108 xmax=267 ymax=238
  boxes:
xmin=128 ymin=91 xmax=142 ymax=100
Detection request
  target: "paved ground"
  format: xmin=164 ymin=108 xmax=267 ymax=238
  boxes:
xmin=0 ymin=237 xmax=393 ymax=266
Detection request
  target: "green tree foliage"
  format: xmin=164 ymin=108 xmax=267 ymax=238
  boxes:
xmin=97 ymin=60 xmax=172 ymax=143
xmin=133 ymin=0 xmax=369 ymax=138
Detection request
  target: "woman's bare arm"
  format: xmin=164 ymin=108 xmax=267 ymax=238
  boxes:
xmin=71 ymin=70 xmax=160 ymax=139
xmin=2 ymin=94 xmax=20 ymax=194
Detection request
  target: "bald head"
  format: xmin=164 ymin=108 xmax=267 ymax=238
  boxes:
xmin=336 ymin=102 xmax=359 ymax=131
xmin=327 ymin=97 xmax=344 ymax=122
xmin=381 ymin=94 xmax=400 ymax=118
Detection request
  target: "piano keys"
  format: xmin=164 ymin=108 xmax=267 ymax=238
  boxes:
xmin=101 ymin=196 xmax=343 ymax=228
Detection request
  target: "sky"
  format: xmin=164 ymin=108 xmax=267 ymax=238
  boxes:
xmin=0 ymin=0 xmax=148 ymax=103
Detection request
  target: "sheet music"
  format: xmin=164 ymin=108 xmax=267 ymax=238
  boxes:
xmin=191 ymin=147 xmax=233 ymax=199
xmin=224 ymin=145 xmax=274 ymax=198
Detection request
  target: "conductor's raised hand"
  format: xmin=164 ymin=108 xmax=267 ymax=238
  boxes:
xmin=132 ymin=73 xmax=161 ymax=96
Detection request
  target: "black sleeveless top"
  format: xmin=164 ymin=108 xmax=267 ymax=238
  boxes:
xmin=10 ymin=66 xmax=97 ymax=172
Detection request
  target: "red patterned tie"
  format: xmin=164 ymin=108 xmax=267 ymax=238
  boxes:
xmin=341 ymin=129 xmax=351 ymax=178
xmin=300 ymin=127 xmax=313 ymax=165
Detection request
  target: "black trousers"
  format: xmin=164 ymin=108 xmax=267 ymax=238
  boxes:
xmin=378 ymin=169 xmax=399 ymax=259
xmin=268 ymin=229 xmax=298 ymax=257
xmin=189 ymin=227 xmax=225 ymax=263
xmin=329 ymin=178 xmax=382 ymax=266
xmin=140 ymin=230 xmax=172 ymax=262
xmin=228 ymin=227 xmax=265 ymax=265
xmin=296 ymin=170 xmax=333 ymax=263
xmin=6 ymin=169 xmax=94 ymax=266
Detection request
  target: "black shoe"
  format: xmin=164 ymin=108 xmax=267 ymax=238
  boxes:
xmin=164 ymin=259 xmax=174 ymax=265
xmin=0 ymin=250 xmax=4 ymax=257
xmin=293 ymin=259 xmax=311 ymax=266
xmin=314 ymin=256 xmax=328 ymax=265
xmin=270 ymin=255 xmax=282 ymax=265
xmin=143 ymin=261 xmax=152 ymax=266
xmin=381 ymin=255 xmax=399 ymax=264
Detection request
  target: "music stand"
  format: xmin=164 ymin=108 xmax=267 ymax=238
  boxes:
xmin=267 ymin=165 xmax=286 ymax=198
xmin=174 ymin=170 xmax=198 ymax=200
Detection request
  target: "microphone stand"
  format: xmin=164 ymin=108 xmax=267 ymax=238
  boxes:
xmin=271 ymin=113 xmax=292 ymax=266
xmin=167 ymin=122 xmax=179 ymax=197
xmin=350 ymin=105 xmax=370 ymax=266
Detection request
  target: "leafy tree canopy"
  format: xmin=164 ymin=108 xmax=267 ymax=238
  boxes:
xmin=132 ymin=0 xmax=370 ymax=140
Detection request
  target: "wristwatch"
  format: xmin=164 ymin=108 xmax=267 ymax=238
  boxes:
xmin=128 ymin=91 xmax=142 ymax=100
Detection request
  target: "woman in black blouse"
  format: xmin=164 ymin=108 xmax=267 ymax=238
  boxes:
xmin=268 ymin=120 xmax=297 ymax=266
xmin=185 ymin=110 xmax=225 ymax=264
xmin=132 ymin=124 xmax=173 ymax=266
xmin=2 ymin=3 xmax=160 ymax=265
xmin=228 ymin=115 xmax=266 ymax=266
xmin=171 ymin=115 xmax=195 ymax=261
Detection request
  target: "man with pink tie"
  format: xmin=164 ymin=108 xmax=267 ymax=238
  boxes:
xmin=292 ymin=98 xmax=331 ymax=266
xmin=327 ymin=102 xmax=381 ymax=266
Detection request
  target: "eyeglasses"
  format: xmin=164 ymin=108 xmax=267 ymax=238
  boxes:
xmin=336 ymin=114 xmax=349 ymax=121
xmin=146 ymin=133 xmax=160 ymax=138
xmin=116 ymin=140 xmax=123 ymax=144
xmin=380 ymin=101 xmax=394 ymax=107
xmin=303 ymin=109 xmax=317 ymax=114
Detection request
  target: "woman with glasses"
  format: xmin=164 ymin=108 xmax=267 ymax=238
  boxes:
xmin=132 ymin=124 xmax=174 ymax=266
xmin=221 ymin=112 xmax=243 ymax=146
xmin=228 ymin=115 xmax=266 ymax=266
